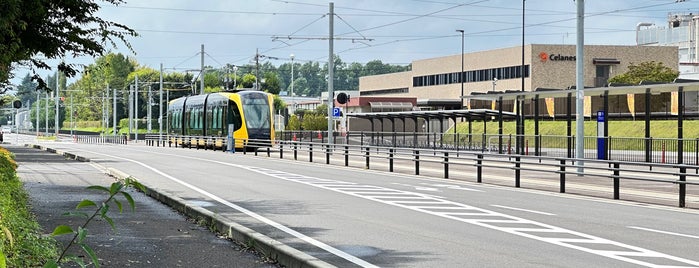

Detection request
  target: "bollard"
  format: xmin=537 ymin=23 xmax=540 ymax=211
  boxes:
xmin=280 ymin=143 xmax=284 ymax=159
xmin=525 ymin=139 xmax=529 ymax=155
xmin=515 ymin=156 xmax=520 ymax=188
xmin=661 ymin=142 xmax=666 ymax=164
xmin=476 ymin=154 xmax=483 ymax=183
xmin=365 ymin=147 xmax=370 ymax=169
xmin=389 ymin=149 xmax=394 ymax=172
xmin=326 ymin=145 xmax=330 ymax=164
xmin=344 ymin=146 xmax=349 ymax=167
xmin=560 ymin=159 xmax=566 ymax=193
xmin=679 ymin=166 xmax=687 ymax=208
xmin=294 ymin=142 xmax=298 ymax=160
xmin=309 ymin=143 xmax=313 ymax=162
xmin=414 ymin=150 xmax=420 ymax=175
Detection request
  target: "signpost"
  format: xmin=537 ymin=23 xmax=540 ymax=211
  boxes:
xmin=597 ymin=111 xmax=605 ymax=160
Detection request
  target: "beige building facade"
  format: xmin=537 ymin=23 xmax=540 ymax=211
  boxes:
xmin=359 ymin=44 xmax=678 ymax=108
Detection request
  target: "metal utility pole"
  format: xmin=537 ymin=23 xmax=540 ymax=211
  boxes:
xmin=290 ymin=54 xmax=295 ymax=111
xmin=159 ymin=63 xmax=163 ymax=143
xmin=575 ymin=0 xmax=585 ymax=172
xmin=518 ymin=0 xmax=526 ymax=155
xmin=70 ymin=92 xmax=73 ymax=136
xmin=135 ymin=75 xmax=139 ymax=141
xmin=113 ymin=85 xmax=117 ymax=136
xmin=148 ymin=85 xmax=152 ymax=132
xmin=327 ymin=2 xmax=334 ymax=143
xmin=200 ymin=44 xmax=205 ymax=95
xmin=44 ymin=91 xmax=48 ymax=136
xmin=255 ymin=48 xmax=260 ymax=90
xmin=35 ymin=90 xmax=39 ymax=136
xmin=55 ymin=70 xmax=59 ymax=136
xmin=129 ymin=85 xmax=133 ymax=135
xmin=456 ymin=29 xmax=464 ymax=110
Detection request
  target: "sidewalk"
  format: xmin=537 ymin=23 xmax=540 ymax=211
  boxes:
xmin=8 ymin=144 xmax=279 ymax=268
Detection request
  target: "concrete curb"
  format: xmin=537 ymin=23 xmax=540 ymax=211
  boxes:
xmin=28 ymin=144 xmax=335 ymax=268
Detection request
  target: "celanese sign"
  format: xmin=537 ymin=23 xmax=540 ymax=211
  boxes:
xmin=539 ymin=52 xmax=576 ymax=62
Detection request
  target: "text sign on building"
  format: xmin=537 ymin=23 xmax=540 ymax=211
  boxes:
xmin=539 ymin=52 xmax=576 ymax=62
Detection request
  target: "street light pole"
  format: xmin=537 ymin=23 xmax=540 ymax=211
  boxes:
xmin=456 ymin=29 xmax=465 ymax=110
xmin=290 ymin=54 xmax=295 ymax=112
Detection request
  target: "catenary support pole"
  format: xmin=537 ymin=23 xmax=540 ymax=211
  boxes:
xmin=575 ymin=0 xmax=585 ymax=173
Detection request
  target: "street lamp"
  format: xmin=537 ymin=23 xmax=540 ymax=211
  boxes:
xmin=456 ymin=30 xmax=464 ymax=110
xmin=290 ymin=54 xmax=295 ymax=112
xmin=233 ymin=66 xmax=238 ymax=89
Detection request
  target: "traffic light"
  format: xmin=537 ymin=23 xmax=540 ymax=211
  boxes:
xmin=336 ymin=92 xmax=349 ymax=104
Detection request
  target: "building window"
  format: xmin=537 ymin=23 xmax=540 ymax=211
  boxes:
xmin=413 ymin=64 xmax=530 ymax=87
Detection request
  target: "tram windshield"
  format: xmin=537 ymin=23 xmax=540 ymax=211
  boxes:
xmin=242 ymin=96 xmax=271 ymax=129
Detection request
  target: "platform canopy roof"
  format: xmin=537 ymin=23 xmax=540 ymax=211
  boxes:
xmin=463 ymin=80 xmax=699 ymax=101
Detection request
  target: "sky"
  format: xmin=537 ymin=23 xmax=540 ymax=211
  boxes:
xmin=9 ymin=0 xmax=699 ymax=86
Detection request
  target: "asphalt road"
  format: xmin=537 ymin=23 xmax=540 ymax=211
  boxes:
xmin=17 ymin=137 xmax=699 ymax=268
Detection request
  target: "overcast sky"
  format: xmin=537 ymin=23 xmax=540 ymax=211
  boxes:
xmin=10 ymin=0 xmax=698 ymax=86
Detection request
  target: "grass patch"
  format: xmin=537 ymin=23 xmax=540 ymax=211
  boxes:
xmin=453 ymin=119 xmax=699 ymax=138
xmin=0 ymin=147 xmax=59 ymax=266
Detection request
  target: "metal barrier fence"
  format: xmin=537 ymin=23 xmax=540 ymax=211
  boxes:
xmin=73 ymin=135 xmax=128 ymax=145
xmin=266 ymin=139 xmax=699 ymax=208
xmin=280 ymin=131 xmax=699 ymax=165
xmin=139 ymin=135 xmax=699 ymax=208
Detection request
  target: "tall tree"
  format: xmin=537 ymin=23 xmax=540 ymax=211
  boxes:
xmin=608 ymin=61 xmax=679 ymax=84
xmin=15 ymin=73 xmax=38 ymax=106
xmin=0 ymin=0 xmax=137 ymax=92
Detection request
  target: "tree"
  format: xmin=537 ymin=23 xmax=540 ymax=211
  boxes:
xmin=240 ymin=73 xmax=257 ymax=89
xmin=15 ymin=73 xmax=38 ymax=106
xmin=0 ymin=0 xmax=137 ymax=92
xmin=608 ymin=61 xmax=679 ymax=85
xmin=272 ymin=95 xmax=286 ymax=114
xmin=262 ymin=72 xmax=281 ymax=94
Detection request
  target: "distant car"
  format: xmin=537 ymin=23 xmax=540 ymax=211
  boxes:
xmin=1 ymin=126 xmax=12 ymax=133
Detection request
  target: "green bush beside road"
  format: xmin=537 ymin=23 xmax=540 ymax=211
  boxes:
xmin=0 ymin=147 xmax=58 ymax=267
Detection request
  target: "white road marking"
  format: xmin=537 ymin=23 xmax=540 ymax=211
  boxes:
xmin=629 ymin=226 xmax=699 ymax=240
xmin=83 ymin=150 xmax=379 ymax=268
xmin=239 ymin=166 xmax=699 ymax=268
xmin=491 ymin=205 xmax=556 ymax=216
xmin=420 ymin=183 xmax=483 ymax=192
xmin=73 ymin=146 xmax=699 ymax=267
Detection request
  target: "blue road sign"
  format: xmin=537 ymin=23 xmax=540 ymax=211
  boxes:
xmin=333 ymin=107 xmax=341 ymax=117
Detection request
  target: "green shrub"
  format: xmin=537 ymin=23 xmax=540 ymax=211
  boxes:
xmin=0 ymin=147 xmax=58 ymax=267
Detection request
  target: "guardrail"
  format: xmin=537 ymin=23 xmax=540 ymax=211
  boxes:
xmin=280 ymin=131 xmax=699 ymax=165
xmin=73 ymin=135 xmax=128 ymax=145
xmin=242 ymin=138 xmax=699 ymax=208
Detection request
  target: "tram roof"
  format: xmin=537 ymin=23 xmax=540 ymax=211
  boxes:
xmin=464 ymin=80 xmax=699 ymax=101
xmin=348 ymin=109 xmax=517 ymax=121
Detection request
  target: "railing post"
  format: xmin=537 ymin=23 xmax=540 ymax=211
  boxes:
xmin=559 ymin=159 xmax=566 ymax=193
xmin=344 ymin=146 xmax=349 ymax=166
xmin=294 ymin=142 xmax=298 ymax=160
xmin=477 ymin=154 xmax=483 ymax=183
xmin=679 ymin=166 xmax=687 ymax=208
xmin=613 ymin=162 xmax=620 ymax=199
xmin=414 ymin=150 xmax=420 ymax=175
xmin=365 ymin=147 xmax=370 ymax=169
xmin=444 ymin=152 xmax=449 ymax=179
xmin=309 ymin=143 xmax=313 ymax=162
xmin=389 ymin=148 xmax=394 ymax=172
xmin=515 ymin=156 xmax=520 ymax=188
